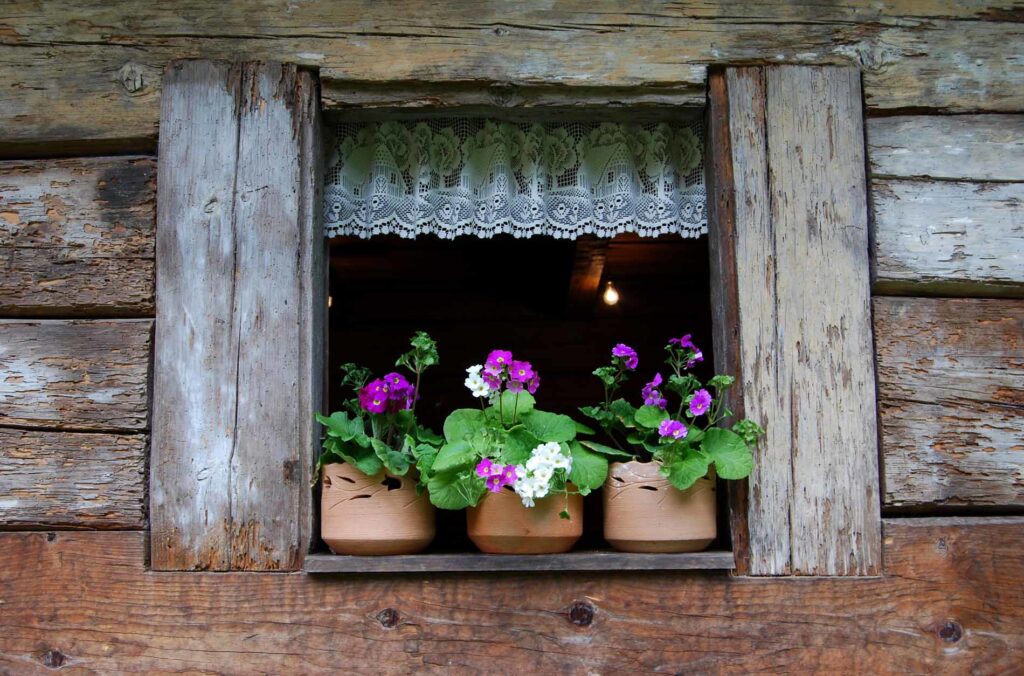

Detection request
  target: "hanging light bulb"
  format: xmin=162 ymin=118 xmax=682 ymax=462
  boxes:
xmin=602 ymin=280 xmax=620 ymax=306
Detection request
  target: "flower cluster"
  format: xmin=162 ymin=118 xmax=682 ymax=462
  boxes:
xmin=658 ymin=419 xmax=688 ymax=440
xmin=670 ymin=334 xmax=704 ymax=369
xmin=475 ymin=458 xmax=519 ymax=493
xmin=689 ymin=388 xmax=712 ymax=416
xmin=513 ymin=442 xmax=573 ymax=508
xmin=611 ymin=343 xmax=639 ymax=370
xmin=358 ymin=372 xmax=415 ymax=414
xmin=464 ymin=349 xmax=540 ymax=398
xmin=642 ymin=372 xmax=668 ymax=409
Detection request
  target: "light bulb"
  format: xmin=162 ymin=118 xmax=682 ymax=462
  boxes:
xmin=602 ymin=281 xmax=620 ymax=306
xmin=328 ymin=295 xmax=333 ymax=308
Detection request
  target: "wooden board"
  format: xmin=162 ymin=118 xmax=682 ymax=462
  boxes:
xmin=151 ymin=61 xmax=323 ymax=572
xmin=0 ymin=319 xmax=151 ymax=432
xmin=2 ymin=3 xmax=1024 ymax=151
xmin=868 ymin=115 xmax=1024 ymax=182
xmin=0 ymin=157 xmax=155 ymax=317
xmin=0 ymin=428 xmax=145 ymax=529
xmin=875 ymin=297 xmax=1024 ymax=509
xmin=1 ymin=518 xmax=1021 ymax=672
xmin=872 ymin=178 xmax=1024 ymax=297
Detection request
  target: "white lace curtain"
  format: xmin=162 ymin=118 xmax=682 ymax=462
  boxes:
xmin=324 ymin=118 xmax=707 ymax=240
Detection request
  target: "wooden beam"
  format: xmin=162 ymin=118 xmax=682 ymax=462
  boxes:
xmin=0 ymin=157 xmax=155 ymax=317
xmin=1 ymin=518 xmax=1021 ymax=672
xmin=151 ymin=61 xmax=323 ymax=571
xmin=876 ymin=297 xmax=1024 ymax=510
xmin=0 ymin=428 xmax=146 ymax=529
xmin=0 ymin=319 xmax=151 ymax=432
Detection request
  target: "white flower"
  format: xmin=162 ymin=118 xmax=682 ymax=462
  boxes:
xmin=532 ymin=465 xmax=553 ymax=485
xmin=463 ymin=365 xmax=491 ymax=398
xmin=550 ymin=453 xmax=572 ymax=471
xmin=466 ymin=364 xmax=483 ymax=376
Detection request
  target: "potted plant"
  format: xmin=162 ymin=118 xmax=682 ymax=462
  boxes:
xmin=313 ymin=331 xmax=443 ymax=555
xmin=580 ymin=338 xmax=764 ymax=553
xmin=426 ymin=350 xmax=608 ymax=554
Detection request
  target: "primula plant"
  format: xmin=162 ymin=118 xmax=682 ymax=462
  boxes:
xmin=580 ymin=336 xmax=764 ymax=491
xmin=313 ymin=331 xmax=443 ymax=489
xmin=427 ymin=350 xmax=607 ymax=518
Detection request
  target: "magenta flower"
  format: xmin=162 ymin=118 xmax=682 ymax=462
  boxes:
xmin=526 ymin=374 xmax=541 ymax=395
xmin=611 ymin=343 xmax=639 ymax=370
xmin=482 ymin=371 xmax=502 ymax=390
xmin=686 ymin=349 xmax=704 ymax=369
xmin=506 ymin=379 xmax=524 ymax=394
xmin=358 ymin=379 xmax=389 ymax=414
xmin=509 ymin=360 xmax=535 ymax=383
xmin=500 ymin=464 xmax=519 ymax=486
xmin=485 ymin=474 xmax=505 ymax=492
xmin=475 ymin=458 xmax=497 ymax=478
xmin=658 ymin=419 xmax=688 ymax=440
xmin=669 ymin=334 xmax=698 ymax=350
xmin=641 ymin=372 xmax=668 ymax=409
xmin=381 ymin=372 xmax=415 ymax=411
xmin=689 ymin=388 xmax=712 ymax=416
xmin=485 ymin=349 xmax=514 ymax=374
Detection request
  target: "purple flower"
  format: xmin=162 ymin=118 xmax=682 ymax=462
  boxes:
xmin=358 ymin=379 xmax=389 ymax=414
xmin=689 ymin=388 xmax=712 ymax=416
xmin=485 ymin=350 xmax=513 ymax=374
xmin=500 ymin=464 xmax=519 ymax=486
xmin=481 ymin=371 xmax=502 ymax=390
xmin=526 ymin=374 xmax=541 ymax=395
xmin=509 ymin=360 xmax=535 ymax=383
xmin=669 ymin=334 xmax=698 ymax=350
xmin=658 ymin=419 xmax=688 ymax=440
xmin=485 ymin=474 xmax=504 ymax=492
xmin=475 ymin=458 xmax=497 ymax=478
xmin=381 ymin=372 xmax=415 ymax=411
xmin=611 ymin=343 xmax=639 ymax=370
xmin=506 ymin=379 xmax=524 ymax=394
xmin=641 ymin=372 xmax=668 ymax=409
xmin=686 ymin=349 xmax=704 ymax=369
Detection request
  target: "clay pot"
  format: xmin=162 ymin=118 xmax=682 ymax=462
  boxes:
xmin=603 ymin=461 xmax=716 ymax=553
xmin=467 ymin=486 xmax=583 ymax=554
xmin=320 ymin=463 xmax=435 ymax=556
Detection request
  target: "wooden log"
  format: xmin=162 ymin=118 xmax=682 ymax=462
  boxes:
xmin=0 ymin=319 xmax=151 ymax=432
xmin=872 ymin=178 xmax=1024 ymax=297
xmin=0 ymin=157 xmax=155 ymax=316
xmin=875 ymin=297 xmax=1024 ymax=509
xmin=868 ymin=115 xmax=1024 ymax=181
xmin=0 ymin=428 xmax=145 ymax=529
xmin=0 ymin=518 xmax=1021 ymax=672
xmin=151 ymin=61 xmax=323 ymax=572
xmin=1 ymin=4 xmax=1023 ymax=150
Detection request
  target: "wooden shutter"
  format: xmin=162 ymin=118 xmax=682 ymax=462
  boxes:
xmin=708 ymin=66 xmax=882 ymax=575
xmin=151 ymin=61 xmax=324 ymax=571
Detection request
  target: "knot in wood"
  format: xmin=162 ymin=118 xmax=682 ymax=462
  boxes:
xmin=938 ymin=620 xmax=963 ymax=643
xmin=46 ymin=532 xmax=56 ymax=542
xmin=376 ymin=607 xmax=400 ymax=629
xmin=118 ymin=63 xmax=147 ymax=94
xmin=42 ymin=649 xmax=66 ymax=668
xmin=567 ymin=600 xmax=595 ymax=627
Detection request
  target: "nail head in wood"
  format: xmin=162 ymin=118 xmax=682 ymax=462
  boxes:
xmin=567 ymin=600 xmax=595 ymax=627
xmin=938 ymin=620 xmax=963 ymax=643
xmin=376 ymin=608 xmax=399 ymax=629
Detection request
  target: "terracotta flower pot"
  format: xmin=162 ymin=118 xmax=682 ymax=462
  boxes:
xmin=467 ymin=486 xmax=583 ymax=554
xmin=320 ymin=462 xmax=435 ymax=556
xmin=603 ymin=461 xmax=716 ymax=553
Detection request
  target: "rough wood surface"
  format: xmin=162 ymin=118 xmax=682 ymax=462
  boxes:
xmin=872 ymin=178 xmax=1024 ymax=297
xmin=875 ymin=297 xmax=1024 ymax=509
xmin=868 ymin=115 xmax=1024 ymax=182
xmin=0 ymin=428 xmax=145 ymax=529
xmin=151 ymin=61 xmax=323 ymax=571
xmin=0 ymin=320 xmax=151 ymax=432
xmin=0 ymin=157 xmax=155 ymax=316
xmin=1 ymin=518 xmax=1021 ymax=672
xmin=1 ymin=3 xmax=1023 ymax=150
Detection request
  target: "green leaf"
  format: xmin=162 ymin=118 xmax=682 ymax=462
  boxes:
xmin=568 ymin=442 xmax=609 ymax=492
xmin=412 ymin=443 xmax=439 ymax=475
xmin=659 ymin=452 xmax=712 ymax=491
xmin=701 ymin=427 xmax=754 ymax=479
xmin=369 ymin=438 xmax=410 ymax=476
xmin=666 ymin=373 xmax=700 ymax=396
xmin=315 ymin=411 xmax=364 ymax=441
xmin=520 ymin=409 xmax=576 ymax=443
xmin=592 ymin=366 xmax=617 ymax=386
xmin=573 ymin=419 xmax=596 ymax=435
xmin=443 ymin=409 xmax=486 ymax=443
xmin=578 ymin=439 xmax=634 ymax=459
xmin=431 ymin=440 xmax=477 ymax=473
xmin=416 ymin=425 xmax=444 ymax=446
xmin=634 ymin=405 xmax=669 ymax=429
xmin=732 ymin=419 xmax=765 ymax=448
xmin=498 ymin=390 xmax=535 ymax=425
xmin=427 ymin=469 xmax=484 ymax=510
xmin=332 ymin=441 xmax=383 ymax=477
xmin=559 ymin=509 xmax=571 ymax=520
xmin=503 ymin=426 xmax=540 ymax=465
xmin=708 ymin=374 xmax=735 ymax=391
xmin=608 ymin=399 xmax=637 ymax=428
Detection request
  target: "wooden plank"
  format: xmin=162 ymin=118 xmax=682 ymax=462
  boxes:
xmin=305 ymin=551 xmax=736 ymax=574
xmin=875 ymin=297 xmax=1024 ymax=509
xmin=1 ymin=4 xmax=1024 ymax=150
xmin=872 ymin=178 xmax=1024 ymax=297
xmin=0 ymin=319 xmax=151 ymax=432
xmin=1 ymin=519 xmax=1021 ymax=672
xmin=151 ymin=61 xmax=322 ymax=572
xmin=0 ymin=157 xmax=155 ymax=317
xmin=868 ymin=115 xmax=1024 ymax=181
xmin=0 ymin=428 xmax=145 ymax=529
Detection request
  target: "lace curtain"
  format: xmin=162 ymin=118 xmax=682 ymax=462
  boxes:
xmin=324 ymin=118 xmax=707 ymax=240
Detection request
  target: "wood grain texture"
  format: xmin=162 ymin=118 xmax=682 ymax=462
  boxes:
xmin=0 ymin=320 xmax=151 ymax=432
xmin=1 ymin=3 xmax=1023 ymax=150
xmin=0 ymin=157 xmax=155 ymax=316
xmin=872 ymin=178 xmax=1024 ymax=296
xmin=868 ymin=115 xmax=1024 ymax=181
xmin=0 ymin=428 xmax=145 ymax=529
xmin=875 ymin=297 xmax=1024 ymax=509
xmin=1 ymin=518 xmax=1021 ymax=673
xmin=151 ymin=61 xmax=323 ymax=571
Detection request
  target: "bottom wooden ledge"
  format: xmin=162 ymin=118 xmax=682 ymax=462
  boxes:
xmin=304 ymin=549 xmax=735 ymax=574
